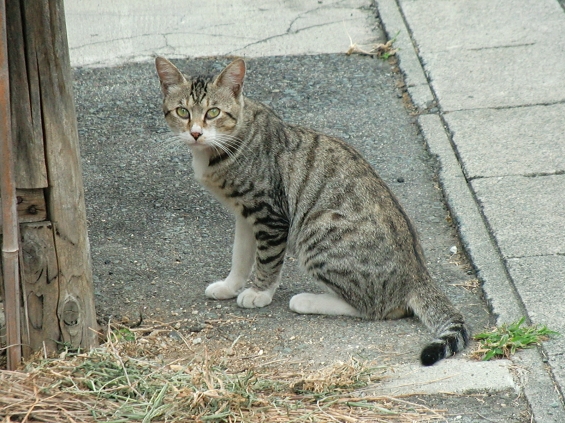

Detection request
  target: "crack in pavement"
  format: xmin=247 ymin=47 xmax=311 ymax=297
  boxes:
xmin=468 ymin=42 xmax=536 ymax=51
xmin=228 ymin=17 xmax=360 ymax=55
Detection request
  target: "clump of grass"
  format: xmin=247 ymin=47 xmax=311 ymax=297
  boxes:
xmin=473 ymin=317 xmax=559 ymax=361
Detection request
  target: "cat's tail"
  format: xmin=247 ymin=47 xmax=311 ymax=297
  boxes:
xmin=407 ymin=283 xmax=471 ymax=366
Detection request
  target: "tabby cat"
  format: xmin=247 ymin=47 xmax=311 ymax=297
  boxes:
xmin=155 ymin=56 xmax=470 ymax=365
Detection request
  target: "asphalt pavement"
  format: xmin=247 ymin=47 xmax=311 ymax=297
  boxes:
xmin=65 ymin=0 xmax=565 ymax=421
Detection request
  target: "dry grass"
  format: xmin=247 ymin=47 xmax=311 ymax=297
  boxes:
xmin=1 ymin=321 xmax=445 ymax=422
xmin=346 ymin=33 xmax=398 ymax=60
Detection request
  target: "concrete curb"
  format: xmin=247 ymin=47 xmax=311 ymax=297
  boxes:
xmin=374 ymin=0 xmax=565 ymax=421
xmin=366 ymin=359 xmax=516 ymax=396
xmin=375 ymin=0 xmax=434 ymax=110
xmin=420 ymin=113 xmax=565 ymax=423
xmin=418 ymin=114 xmax=524 ymax=326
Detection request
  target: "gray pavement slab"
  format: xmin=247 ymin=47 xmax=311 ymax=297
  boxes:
xmin=421 ymin=45 xmax=565 ymax=110
xmin=507 ymin=255 xmax=565 ymax=334
xmin=400 ymin=0 xmax=565 ymax=53
xmin=398 ymin=0 xmax=565 ymax=110
xmin=512 ymin=348 xmax=565 ymax=423
xmin=445 ymin=104 xmax=565 ymax=178
xmin=472 ymin=175 xmax=565 ymax=258
xmin=506 ymin=255 xmax=565 ymax=395
xmin=419 ymin=114 xmax=525 ymax=325
xmin=65 ymin=0 xmax=376 ymax=67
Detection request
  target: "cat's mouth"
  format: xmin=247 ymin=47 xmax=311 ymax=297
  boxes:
xmin=178 ymin=134 xmax=219 ymax=156
xmin=178 ymin=132 xmax=205 ymax=147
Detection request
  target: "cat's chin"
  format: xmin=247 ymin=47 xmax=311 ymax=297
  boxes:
xmin=186 ymin=142 xmax=214 ymax=153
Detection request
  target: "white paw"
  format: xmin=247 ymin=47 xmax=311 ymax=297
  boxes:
xmin=237 ymin=287 xmax=273 ymax=308
xmin=289 ymin=293 xmax=362 ymax=317
xmin=289 ymin=293 xmax=316 ymax=314
xmin=205 ymin=280 xmax=242 ymax=300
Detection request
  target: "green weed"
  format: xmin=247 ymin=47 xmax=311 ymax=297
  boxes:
xmin=473 ymin=317 xmax=559 ymax=361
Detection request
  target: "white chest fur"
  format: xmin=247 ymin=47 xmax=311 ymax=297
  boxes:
xmin=190 ymin=149 xmax=238 ymax=211
xmin=191 ymin=149 xmax=210 ymax=182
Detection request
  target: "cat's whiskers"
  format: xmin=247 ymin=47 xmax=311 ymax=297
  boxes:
xmin=208 ymin=134 xmax=250 ymax=166
xmin=206 ymin=139 xmax=227 ymax=161
xmin=151 ymin=132 xmax=246 ymax=162
xmin=214 ymin=134 xmax=250 ymax=155
xmin=208 ymin=138 xmax=239 ymax=161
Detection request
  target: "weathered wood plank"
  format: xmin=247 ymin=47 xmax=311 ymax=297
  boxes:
xmin=16 ymin=189 xmax=47 ymax=223
xmin=20 ymin=222 xmax=60 ymax=357
xmin=0 ymin=189 xmax=47 ymax=233
xmin=6 ymin=0 xmax=47 ymax=189
xmin=24 ymin=0 xmax=98 ymax=349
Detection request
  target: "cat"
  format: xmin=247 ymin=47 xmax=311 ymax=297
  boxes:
xmin=155 ymin=56 xmax=470 ymax=366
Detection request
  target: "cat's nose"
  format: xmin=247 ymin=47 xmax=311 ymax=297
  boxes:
xmin=190 ymin=124 xmax=203 ymax=141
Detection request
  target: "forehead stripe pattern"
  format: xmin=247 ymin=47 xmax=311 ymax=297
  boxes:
xmin=190 ymin=77 xmax=210 ymax=103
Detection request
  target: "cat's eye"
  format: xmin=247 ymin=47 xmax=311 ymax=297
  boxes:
xmin=176 ymin=107 xmax=190 ymax=119
xmin=205 ymin=107 xmax=220 ymax=120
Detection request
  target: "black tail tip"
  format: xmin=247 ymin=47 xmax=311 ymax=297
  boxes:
xmin=420 ymin=343 xmax=446 ymax=366
xmin=420 ymin=326 xmax=471 ymax=366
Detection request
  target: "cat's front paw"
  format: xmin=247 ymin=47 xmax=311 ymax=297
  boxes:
xmin=237 ymin=287 xmax=273 ymax=308
xmin=205 ymin=280 xmax=241 ymax=300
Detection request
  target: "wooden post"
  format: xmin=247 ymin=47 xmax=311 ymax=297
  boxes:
xmin=20 ymin=222 xmax=60 ymax=356
xmin=1 ymin=0 xmax=98 ymax=362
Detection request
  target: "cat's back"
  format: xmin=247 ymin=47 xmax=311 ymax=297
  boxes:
xmin=239 ymin=97 xmax=420 ymax=258
xmin=280 ymin=123 xmax=400 ymax=219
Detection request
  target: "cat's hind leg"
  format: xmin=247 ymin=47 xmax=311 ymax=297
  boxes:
xmin=205 ymin=215 xmax=255 ymax=300
xmin=289 ymin=292 xmax=362 ymax=318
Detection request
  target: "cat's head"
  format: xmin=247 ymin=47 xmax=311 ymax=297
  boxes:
xmin=155 ymin=57 xmax=246 ymax=151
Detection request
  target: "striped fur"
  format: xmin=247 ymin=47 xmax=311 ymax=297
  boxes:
xmin=156 ymin=57 xmax=470 ymax=365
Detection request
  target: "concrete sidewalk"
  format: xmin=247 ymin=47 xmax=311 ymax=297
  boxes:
xmin=377 ymin=0 xmax=565 ymax=420
xmin=64 ymin=0 xmax=564 ymax=421
xmin=64 ymin=0 xmax=375 ymax=67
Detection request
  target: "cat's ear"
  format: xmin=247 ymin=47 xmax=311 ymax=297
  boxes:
xmin=155 ymin=56 xmax=187 ymax=94
xmin=215 ymin=58 xmax=246 ymax=98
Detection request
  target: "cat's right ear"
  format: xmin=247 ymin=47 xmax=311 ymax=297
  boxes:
xmin=155 ymin=57 xmax=187 ymax=94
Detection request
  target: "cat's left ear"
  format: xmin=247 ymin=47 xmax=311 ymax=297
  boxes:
xmin=155 ymin=56 xmax=187 ymax=94
xmin=215 ymin=58 xmax=246 ymax=98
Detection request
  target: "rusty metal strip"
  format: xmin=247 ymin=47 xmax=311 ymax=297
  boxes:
xmin=0 ymin=0 xmax=22 ymax=370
